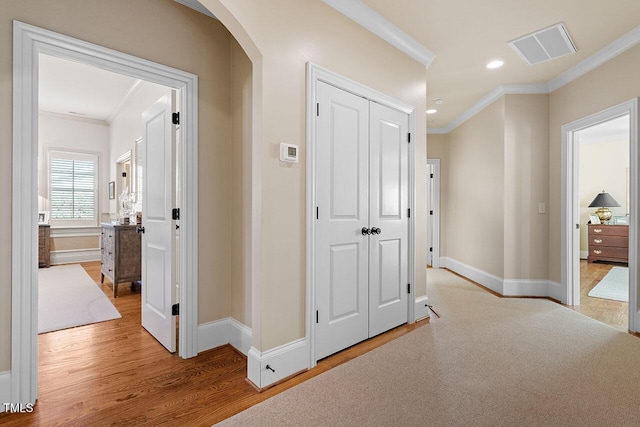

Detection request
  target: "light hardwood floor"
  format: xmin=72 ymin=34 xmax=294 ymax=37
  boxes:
xmin=569 ymin=260 xmax=628 ymax=331
xmin=0 ymin=261 xmax=427 ymax=426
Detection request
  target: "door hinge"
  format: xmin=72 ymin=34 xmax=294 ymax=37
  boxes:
xmin=316 ymin=206 xmax=319 ymax=220
xmin=408 ymin=133 xmax=411 ymax=143
xmin=407 ymin=283 xmax=411 ymax=294
xmin=407 ymin=208 xmax=411 ymax=218
xmin=316 ymin=310 xmax=319 ymax=324
xmin=430 ymin=173 xmax=434 ymax=178
xmin=576 ymin=224 xmax=580 ymax=229
xmin=429 ymin=247 xmax=433 ymax=252
xmin=172 ymin=112 xmax=180 ymax=125
xmin=172 ymin=303 xmax=179 ymax=316
xmin=172 ymin=208 xmax=180 ymax=220
xmin=317 ymin=103 xmax=320 ymax=117
xmin=429 ymin=210 xmax=433 ymax=215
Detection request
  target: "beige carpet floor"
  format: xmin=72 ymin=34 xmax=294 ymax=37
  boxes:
xmin=217 ymin=268 xmax=640 ymax=426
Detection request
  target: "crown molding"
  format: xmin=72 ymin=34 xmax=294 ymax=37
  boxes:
xmin=39 ymin=110 xmax=108 ymax=126
xmin=322 ymin=0 xmax=435 ymax=67
xmin=548 ymin=25 xmax=640 ymax=92
xmin=106 ymin=79 xmax=144 ymax=124
xmin=430 ymin=25 xmax=640 ymax=135
xmin=174 ymin=0 xmax=217 ymax=19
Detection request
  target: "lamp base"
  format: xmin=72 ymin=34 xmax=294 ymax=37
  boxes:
xmin=595 ymin=207 xmax=612 ymax=223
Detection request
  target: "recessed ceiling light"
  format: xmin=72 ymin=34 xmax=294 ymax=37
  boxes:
xmin=486 ymin=60 xmax=504 ymax=69
xmin=434 ymin=98 xmax=445 ymax=105
xmin=426 ymin=109 xmax=437 ymax=114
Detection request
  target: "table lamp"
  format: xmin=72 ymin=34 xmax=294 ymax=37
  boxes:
xmin=588 ymin=190 xmax=620 ymax=223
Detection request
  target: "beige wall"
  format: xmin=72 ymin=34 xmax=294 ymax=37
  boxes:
xmin=503 ymin=94 xmax=549 ymax=280
xmin=426 ymin=133 xmax=448 ymax=259
xmin=230 ymin=39 xmax=253 ymax=327
xmin=202 ymin=0 xmax=428 ymax=351
xmin=108 ymin=81 xmax=171 ymax=216
xmin=579 ymin=139 xmax=629 ymax=254
xmin=1 ymin=0 xmax=234 ymax=372
xmin=446 ymin=99 xmax=505 ymax=277
xmin=549 ymin=43 xmax=640 ymax=283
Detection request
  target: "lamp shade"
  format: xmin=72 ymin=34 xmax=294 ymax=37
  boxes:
xmin=588 ymin=191 xmax=621 ymax=208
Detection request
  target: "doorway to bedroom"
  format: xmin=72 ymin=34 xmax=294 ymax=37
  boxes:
xmin=573 ymin=115 xmax=630 ymax=331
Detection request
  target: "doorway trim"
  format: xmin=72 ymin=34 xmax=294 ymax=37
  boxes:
xmin=426 ymin=159 xmax=441 ymax=268
xmin=12 ymin=21 xmax=199 ymax=404
xmin=305 ymin=62 xmax=417 ymax=368
xmin=561 ymin=98 xmax=638 ymax=332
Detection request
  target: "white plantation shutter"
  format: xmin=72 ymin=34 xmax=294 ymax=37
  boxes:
xmin=49 ymin=150 xmax=98 ymax=225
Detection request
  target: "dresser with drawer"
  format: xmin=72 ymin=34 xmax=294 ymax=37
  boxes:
xmin=587 ymin=224 xmax=628 ymax=264
xmin=101 ymin=223 xmax=141 ymax=297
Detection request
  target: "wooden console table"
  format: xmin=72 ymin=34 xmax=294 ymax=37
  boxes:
xmin=38 ymin=224 xmax=50 ymax=268
xmin=101 ymin=223 xmax=141 ymax=297
xmin=587 ymin=224 xmax=628 ymax=264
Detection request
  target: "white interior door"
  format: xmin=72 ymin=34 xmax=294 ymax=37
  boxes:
xmin=315 ymin=82 xmax=409 ymax=360
xmin=315 ymin=81 xmax=370 ymax=360
xmin=368 ymin=102 xmax=409 ymax=336
xmin=141 ymin=94 xmax=176 ymax=352
xmin=426 ymin=163 xmax=433 ymax=267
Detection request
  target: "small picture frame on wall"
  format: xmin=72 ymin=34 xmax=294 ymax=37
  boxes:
xmin=589 ymin=214 xmax=600 ymax=224
xmin=38 ymin=211 xmax=49 ymax=225
xmin=109 ymin=181 xmax=115 ymax=200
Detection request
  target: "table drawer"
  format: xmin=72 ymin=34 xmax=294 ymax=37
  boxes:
xmin=589 ymin=235 xmax=628 ymax=248
xmin=590 ymin=246 xmax=628 ymax=260
xmin=589 ymin=225 xmax=628 ymax=237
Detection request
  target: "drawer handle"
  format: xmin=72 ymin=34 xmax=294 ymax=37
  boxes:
xmin=593 ymin=228 xmax=602 ymax=233
xmin=593 ymin=250 xmax=602 ymax=255
xmin=593 ymin=239 xmax=603 ymax=243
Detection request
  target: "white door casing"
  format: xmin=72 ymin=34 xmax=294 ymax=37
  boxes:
xmin=142 ymin=94 xmax=177 ymax=352
xmin=12 ymin=21 xmax=199 ymax=405
xmin=315 ymin=82 xmax=370 ymax=360
xmin=368 ymin=102 xmax=409 ymax=337
xmin=561 ymin=98 xmax=638 ymax=332
xmin=314 ymin=80 xmax=410 ymax=360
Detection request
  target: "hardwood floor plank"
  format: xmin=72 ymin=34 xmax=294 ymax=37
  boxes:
xmin=0 ymin=261 xmax=427 ymax=426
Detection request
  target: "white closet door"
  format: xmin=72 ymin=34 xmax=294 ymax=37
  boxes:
xmin=368 ymin=102 xmax=409 ymax=337
xmin=315 ymin=81 xmax=370 ymax=360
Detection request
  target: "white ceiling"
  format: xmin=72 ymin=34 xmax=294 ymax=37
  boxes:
xmin=578 ymin=115 xmax=629 ymax=145
xmin=355 ymin=0 xmax=640 ymax=130
xmin=39 ymin=54 xmax=141 ymax=123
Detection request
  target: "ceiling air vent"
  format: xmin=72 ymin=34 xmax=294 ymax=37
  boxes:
xmin=508 ymin=22 xmax=577 ymax=65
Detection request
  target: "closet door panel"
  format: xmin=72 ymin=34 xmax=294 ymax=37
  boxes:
xmin=369 ymin=102 xmax=409 ymax=337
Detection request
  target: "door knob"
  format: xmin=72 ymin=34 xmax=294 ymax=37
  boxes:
xmin=136 ymin=226 xmax=145 ymax=234
xmin=371 ymin=227 xmax=381 ymax=235
xmin=361 ymin=227 xmax=371 ymax=235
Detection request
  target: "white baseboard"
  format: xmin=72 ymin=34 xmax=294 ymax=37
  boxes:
xmin=197 ymin=317 xmax=252 ymax=356
xmin=50 ymin=248 xmax=100 ymax=265
xmin=0 ymin=371 xmax=10 ymax=407
xmin=441 ymin=257 xmax=562 ymax=300
xmin=580 ymin=251 xmax=588 ymax=260
xmin=414 ymin=295 xmax=430 ymax=321
xmin=229 ymin=318 xmax=252 ymax=355
xmin=503 ymin=279 xmax=561 ymax=299
xmin=247 ymin=338 xmax=308 ymax=389
xmin=442 ymin=257 xmax=504 ymax=294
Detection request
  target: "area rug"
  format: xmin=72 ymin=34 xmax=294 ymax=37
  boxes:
xmin=38 ymin=264 xmax=121 ymax=333
xmin=588 ymin=266 xmax=628 ymax=302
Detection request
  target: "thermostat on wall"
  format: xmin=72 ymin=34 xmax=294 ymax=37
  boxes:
xmin=280 ymin=143 xmax=299 ymax=163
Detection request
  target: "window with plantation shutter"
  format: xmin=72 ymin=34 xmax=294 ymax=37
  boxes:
xmin=49 ymin=150 xmax=98 ymax=226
